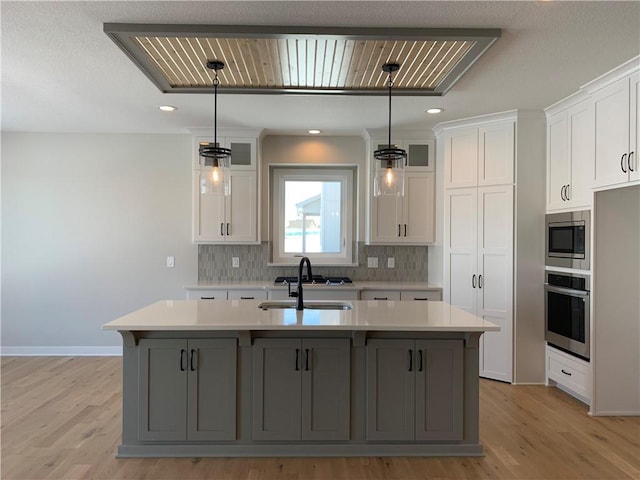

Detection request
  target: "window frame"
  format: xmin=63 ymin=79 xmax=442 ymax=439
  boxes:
xmin=271 ymin=166 xmax=355 ymax=266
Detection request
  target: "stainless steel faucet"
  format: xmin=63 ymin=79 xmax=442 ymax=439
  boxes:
xmin=290 ymin=256 xmax=312 ymax=310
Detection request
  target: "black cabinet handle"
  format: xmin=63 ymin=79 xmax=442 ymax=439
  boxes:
xmin=397 ymin=224 xmax=401 ymax=237
xmin=200 ymin=296 xmax=215 ymax=300
xmin=404 ymin=224 xmax=407 ymax=237
xmin=226 ymin=223 xmax=230 ymax=235
xmin=305 ymin=349 xmax=310 ymax=371
xmin=561 ymin=369 xmax=572 ymax=376
xmin=414 ymin=297 xmax=429 ymax=301
xmin=295 ymin=348 xmax=300 ymax=371
xmin=629 ymin=151 xmax=635 ymax=172
xmin=565 ymin=184 xmax=570 ymax=201
xmin=374 ymin=297 xmax=388 ymax=300
xmin=220 ymin=222 xmax=224 ymax=236
xmin=418 ymin=350 xmax=424 ymax=372
xmin=478 ymin=274 xmax=483 ymax=289
xmin=190 ymin=349 xmax=197 ymax=371
xmin=408 ymin=349 xmax=413 ymax=372
xmin=240 ymin=296 xmax=255 ymax=300
xmin=180 ymin=349 xmax=186 ymax=371
xmin=621 ymin=153 xmax=628 ymax=173
xmin=560 ymin=185 xmax=566 ymax=201
xmin=472 ymin=274 xmax=477 ymax=288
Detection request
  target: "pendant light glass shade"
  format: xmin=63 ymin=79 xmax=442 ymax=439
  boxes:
xmin=199 ymin=60 xmax=231 ymax=196
xmin=373 ymin=63 xmax=406 ymax=197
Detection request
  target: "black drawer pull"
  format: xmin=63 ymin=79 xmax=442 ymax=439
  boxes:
xmin=240 ymin=296 xmax=255 ymax=300
xmin=200 ymin=296 xmax=215 ymax=300
xmin=414 ymin=297 xmax=428 ymax=301
xmin=561 ymin=369 xmax=572 ymax=376
xmin=374 ymin=297 xmax=388 ymax=300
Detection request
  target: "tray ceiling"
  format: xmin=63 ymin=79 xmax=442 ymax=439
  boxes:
xmin=105 ymin=24 xmax=500 ymax=95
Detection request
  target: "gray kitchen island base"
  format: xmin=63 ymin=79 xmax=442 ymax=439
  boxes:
xmin=115 ymin=327 xmax=487 ymax=458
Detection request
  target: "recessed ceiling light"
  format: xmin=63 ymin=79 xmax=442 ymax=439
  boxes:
xmin=426 ymin=108 xmax=444 ymax=114
xmin=158 ymin=105 xmax=177 ymax=112
xmin=308 ymin=129 xmax=321 ymax=135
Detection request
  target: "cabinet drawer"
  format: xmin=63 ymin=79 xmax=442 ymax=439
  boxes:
xmin=227 ymin=289 xmax=267 ymax=300
xmin=187 ymin=289 xmax=227 ymax=300
xmin=400 ymin=291 xmax=442 ymax=301
xmin=547 ymin=346 xmax=590 ymax=400
xmin=360 ymin=290 xmax=401 ymax=301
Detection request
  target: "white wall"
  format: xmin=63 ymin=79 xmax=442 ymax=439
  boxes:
xmin=1 ymin=133 xmax=197 ymax=354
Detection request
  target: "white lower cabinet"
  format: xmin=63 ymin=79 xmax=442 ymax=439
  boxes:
xmin=546 ymin=345 xmax=590 ymax=402
xmin=227 ymin=289 xmax=268 ymax=300
xmin=360 ymin=290 xmax=401 ymax=301
xmin=444 ymin=185 xmax=514 ymax=383
xmin=361 ymin=290 xmax=442 ymax=301
xmin=187 ymin=289 xmax=228 ymax=300
xmin=268 ymin=289 xmax=359 ymax=301
xmin=187 ymin=289 xmax=267 ymax=300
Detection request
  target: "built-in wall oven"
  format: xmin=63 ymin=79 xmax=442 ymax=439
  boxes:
xmin=546 ymin=210 xmax=590 ymax=270
xmin=545 ymin=271 xmax=590 ymax=360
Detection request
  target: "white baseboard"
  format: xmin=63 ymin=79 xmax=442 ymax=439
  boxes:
xmin=1 ymin=346 xmax=122 ymax=356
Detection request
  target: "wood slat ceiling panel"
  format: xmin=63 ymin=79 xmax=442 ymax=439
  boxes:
xmin=132 ymin=35 xmax=477 ymax=92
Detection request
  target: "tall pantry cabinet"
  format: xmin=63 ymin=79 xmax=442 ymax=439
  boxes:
xmin=434 ymin=111 xmax=546 ymax=384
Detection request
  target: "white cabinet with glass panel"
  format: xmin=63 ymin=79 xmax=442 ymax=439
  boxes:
xmin=365 ymin=132 xmax=436 ymax=245
xmin=190 ymin=129 xmax=261 ymax=245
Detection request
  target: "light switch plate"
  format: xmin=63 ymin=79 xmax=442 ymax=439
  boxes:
xmin=367 ymin=257 xmax=378 ymax=268
xmin=232 ymin=257 xmax=240 ymax=268
xmin=166 ymin=256 xmax=175 ymax=268
xmin=387 ymin=257 xmax=395 ymax=268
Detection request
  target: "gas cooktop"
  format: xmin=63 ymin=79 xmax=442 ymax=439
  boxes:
xmin=274 ymin=275 xmax=353 ymax=286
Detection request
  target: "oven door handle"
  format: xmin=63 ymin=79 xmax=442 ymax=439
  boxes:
xmin=545 ymin=284 xmax=589 ymax=297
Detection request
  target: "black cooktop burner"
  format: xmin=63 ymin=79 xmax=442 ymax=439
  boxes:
xmin=274 ymin=275 xmax=353 ymax=286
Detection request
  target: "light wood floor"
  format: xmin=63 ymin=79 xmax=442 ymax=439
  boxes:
xmin=1 ymin=357 xmax=638 ymax=480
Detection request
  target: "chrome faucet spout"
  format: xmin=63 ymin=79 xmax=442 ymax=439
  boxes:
xmin=294 ymin=256 xmax=312 ymax=310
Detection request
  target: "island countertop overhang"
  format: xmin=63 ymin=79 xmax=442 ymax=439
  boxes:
xmin=102 ymin=299 xmax=499 ymax=333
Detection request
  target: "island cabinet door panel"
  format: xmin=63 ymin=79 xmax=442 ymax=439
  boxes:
xmin=414 ymin=340 xmax=464 ymax=441
xmin=138 ymin=339 xmax=188 ymax=441
xmin=252 ymin=339 xmax=302 ymax=441
xmin=366 ymin=339 xmax=415 ymax=441
xmin=301 ymin=339 xmax=350 ymax=441
xmin=187 ymin=339 xmax=237 ymax=441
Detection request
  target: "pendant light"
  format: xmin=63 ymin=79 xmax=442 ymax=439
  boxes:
xmin=199 ymin=60 xmax=231 ymax=196
xmin=373 ymin=63 xmax=406 ymax=197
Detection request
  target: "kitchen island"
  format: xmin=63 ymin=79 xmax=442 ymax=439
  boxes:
xmin=103 ymin=299 xmax=498 ymax=457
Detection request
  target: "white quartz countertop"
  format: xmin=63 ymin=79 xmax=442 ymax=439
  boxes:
xmin=102 ymin=300 xmax=498 ymax=333
xmin=184 ymin=281 xmax=442 ymax=291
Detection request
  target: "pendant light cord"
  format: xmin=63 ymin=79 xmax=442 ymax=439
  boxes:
xmin=213 ymin=72 xmax=220 ymax=147
xmin=387 ymin=72 xmax=393 ymax=148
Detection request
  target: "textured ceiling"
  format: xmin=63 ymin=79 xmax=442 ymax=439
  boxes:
xmin=2 ymin=1 xmax=639 ymax=134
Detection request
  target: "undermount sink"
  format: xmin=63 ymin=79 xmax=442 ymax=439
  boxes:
xmin=258 ymin=301 xmax=353 ymax=311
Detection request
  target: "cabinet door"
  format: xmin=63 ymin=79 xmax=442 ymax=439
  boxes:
xmin=226 ymin=171 xmax=257 ymax=243
xmin=366 ymin=339 xmax=414 ymax=441
xmin=478 ymin=121 xmax=514 ymax=186
xmin=193 ymin=170 xmax=225 ymax=242
xmin=187 ymin=339 xmax=237 ymax=441
xmin=415 ymin=340 xmax=463 ymax=441
xmin=369 ymin=194 xmax=402 ymax=243
xmin=400 ymin=290 xmax=442 ymax=301
xmin=593 ymin=76 xmax=631 ymax=188
xmin=477 ymin=185 xmax=514 ymax=383
xmin=402 ymin=172 xmax=435 ymax=243
xmin=567 ymin=100 xmax=595 ymax=208
xmin=361 ymin=290 xmax=401 ymax=301
xmin=406 ymin=141 xmax=434 ymax=171
xmin=546 ymin=111 xmax=570 ymax=211
xmin=630 ymin=72 xmax=640 ymax=182
xmin=186 ymin=289 xmax=227 ymax=300
xmin=444 ymin=127 xmax=478 ymax=188
xmin=252 ymin=339 xmax=302 ymax=440
xmin=301 ymin=339 xmax=350 ymax=441
xmin=443 ymin=188 xmax=478 ymax=314
xmin=225 ymin=137 xmax=257 ymax=170
xmin=138 ymin=339 xmax=188 ymax=441
xmin=227 ymin=289 xmax=268 ymax=300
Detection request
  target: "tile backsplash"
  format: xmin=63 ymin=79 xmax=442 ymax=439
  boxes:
xmin=199 ymin=242 xmax=428 ymax=281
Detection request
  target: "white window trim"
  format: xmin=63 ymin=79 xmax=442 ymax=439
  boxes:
xmin=271 ymin=167 xmax=355 ymax=266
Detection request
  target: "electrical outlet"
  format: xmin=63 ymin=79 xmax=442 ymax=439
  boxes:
xmin=367 ymin=257 xmax=378 ymax=268
xmin=166 ymin=256 xmax=175 ymax=268
xmin=387 ymin=257 xmax=395 ymax=268
xmin=232 ymin=257 xmax=240 ymax=268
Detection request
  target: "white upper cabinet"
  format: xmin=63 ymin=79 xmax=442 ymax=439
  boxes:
xmin=444 ymin=121 xmax=514 ymax=188
xmin=545 ymin=95 xmax=594 ymax=212
xmin=586 ymin=62 xmax=639 ymax=189
xmin=366 ymin=132 xmax=436 ymax=245
xmin=191 ymin=129 xmax=261 ymax=244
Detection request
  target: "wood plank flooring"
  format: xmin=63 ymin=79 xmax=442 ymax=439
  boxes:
xmin=1 ymin=356 xmax=638 ymax=479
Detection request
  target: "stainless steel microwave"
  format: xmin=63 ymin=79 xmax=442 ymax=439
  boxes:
xmin=545 ymin=210 xmax=590 ymax=270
